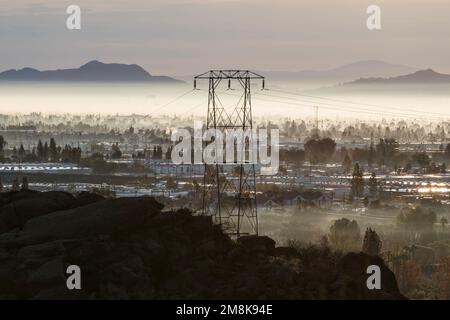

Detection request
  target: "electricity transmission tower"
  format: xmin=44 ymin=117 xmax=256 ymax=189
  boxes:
xmin=194 ymin=70 xmax=265 ymax=237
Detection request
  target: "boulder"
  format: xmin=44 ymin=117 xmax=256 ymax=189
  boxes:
xmin=337 ymin=252 xmax=405 ymax=299
xmin=75 ymin=191 xmax=105 ymax=207
xmin=0 ymin=191 xmax=78 ymax=233
xmin=237 ymin=235 xmax=276 ymax=254
xmin=0 ymin=190 xmax=39 ymax=207
xmin=274 ymin=246 xmax=298 ymax=257
xmin=27 ymin=257 xmax=65 ymax=288
xmin=6 ymin=197 xmax=164 ymax=246
xmin=17 ymin=241 xmax=66 ymax=261
xmin=32 ymin=285 xmax=88 ymax=300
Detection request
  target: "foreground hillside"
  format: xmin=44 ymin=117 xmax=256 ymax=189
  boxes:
xmin=0 ymin=190 xmax=404 ymax=299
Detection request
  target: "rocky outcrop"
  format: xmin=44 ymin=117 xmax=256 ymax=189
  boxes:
xmin=237 ymin=235 xmax=276 ymax=254
xmin=0 ymin=191 xmax=77 ymax=233
xmin=0 ymin=191 xmax=405 ymax=300
xmin=75 ymin=191 xmax=105 ymax=207
xmin=0 ymin=190 xmax=106 ymax=234
xmin=337 ymin=252 xmax=403 ymax=299
xmin=2 ymin=197 xmax=163 ymax=246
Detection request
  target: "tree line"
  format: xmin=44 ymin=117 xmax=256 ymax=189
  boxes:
xmin=0 ymin=136 xmax=81 ymax=163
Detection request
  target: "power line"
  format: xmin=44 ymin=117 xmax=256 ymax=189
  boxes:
xmin=258 ymin=92 xmax=442 ymax=119
xmin=148 ymin=89 xmax=195 ymax=116
xmin=145 ymin=84 xmax=449 ymax=122
xmin=270 ymin=88 xmax=450 ymax=118
xmin=250 ymin=93 xmax=444 ymax=120
xmin=177 ymin=99 xmax=207 ymax=117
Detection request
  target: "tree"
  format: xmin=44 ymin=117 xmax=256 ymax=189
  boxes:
xmin=404 ymin=163 xmax=412 ymax=173
xmin=49 ymin=138 xmax=60 ymax=162
xmin=368 ymin=172 xmax=378 ymax=197
xmin=342 ymin=151 xmax=352 ymax=173
xmin=440 ymin=217 xmax=448 ymax=229
xmin=26 ymin=148 xmax=38 ymax=162
xmin=350 ymin=163 xmax=364 ymax=197
xmin=21 ymin=176 xmax=29 ymax=190
xmin=376 ymin=138 xmax=398 ymax=166
xmin=368 ymin=133 xmax=375 ymax=168
xmin=157 ymin=145 xmax=163 ymax=159
xmin=166 ymin=177 xmax=177 ymax=189
xmin=278 ymin=165 xmax=287 ymax=175
xmin=165 ymin=145 xmax=173 ymax=160
xmin=11 ymin=178 xmax=20 ymax=191
xmin=111 ymin=143 xmax=122 ymax=159
xmin=11 ymin=147 xmax=17 ymax=160
xmin=280 ymin=149 xmax=305 ymax=167
xmin=363 ymin=196 xmax=369 ymax=207
xmin=400 ymin=260 xmax=424 ymax=297
xmin=397 ymin=207 xmax=437 ymax=228
xmin=43 ymin=142 xmax=49 ymax=161
xmin=445 ymin=143 xmax=450 ymax=159
xmin=0 ymin=135 xmax=7 ymax=159
xmin=328 ymin=218 xmax=361 ymax=252
xmin=412 ymin=153 xmax=430 ymax=169
xmin=362 ymin=228 xmax=382 ymax=256
xmin=152 ymin=145 xmax=163 ymax=159
xmin=61 ymin=145 xmax=82 ymax=163
xmin=434 ymin=257 xmax=450 ymax=299
xmin=192 ymin=179 xmax=201 ymax=194
xmin=398 ymin=207 xmax=437 ymax=243
xmin=37 ymin=140 xmax=44 ymax=161
xmin=304 ymin=138 xmax=336 ymax=164
xmin=18 ymin=144 xmax=26 ymax=162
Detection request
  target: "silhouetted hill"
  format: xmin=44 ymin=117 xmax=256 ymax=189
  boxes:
xmin=0 ymin=61 xmax=182 ymax=83
xmin=345 ymin=69 xmax=450 ymax=85
xmin=0 ymin=190 xmax=405 ymax=299
xmin=257 ymin=60 xmax=418 ymax=83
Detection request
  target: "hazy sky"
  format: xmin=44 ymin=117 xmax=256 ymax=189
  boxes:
xmin=1 ymin=0 xmax=450 ymax=75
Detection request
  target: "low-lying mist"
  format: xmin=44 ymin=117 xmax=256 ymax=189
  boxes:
xmin=2 ymin=81 xmax=450 ymax=121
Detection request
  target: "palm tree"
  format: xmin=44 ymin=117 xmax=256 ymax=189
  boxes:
xmin=0 ymin=136 xmax=7 ymax=159
xmin=440 ymin=217 xmax=448 ymax=230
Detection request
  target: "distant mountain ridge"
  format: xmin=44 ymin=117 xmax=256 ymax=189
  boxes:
xmin=345 ymin=69 xmax=450 ymax=85
xmin=309 ymin=68 xmax=450 ymax=95
xmin=0 ymin=60 xmax=182 ymax=83
xmin=256 ymin=60 xmax=418 ymax=83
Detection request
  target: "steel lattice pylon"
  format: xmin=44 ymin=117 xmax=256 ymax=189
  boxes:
xmin=194 ymin=70 xmax=265 ymax=237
